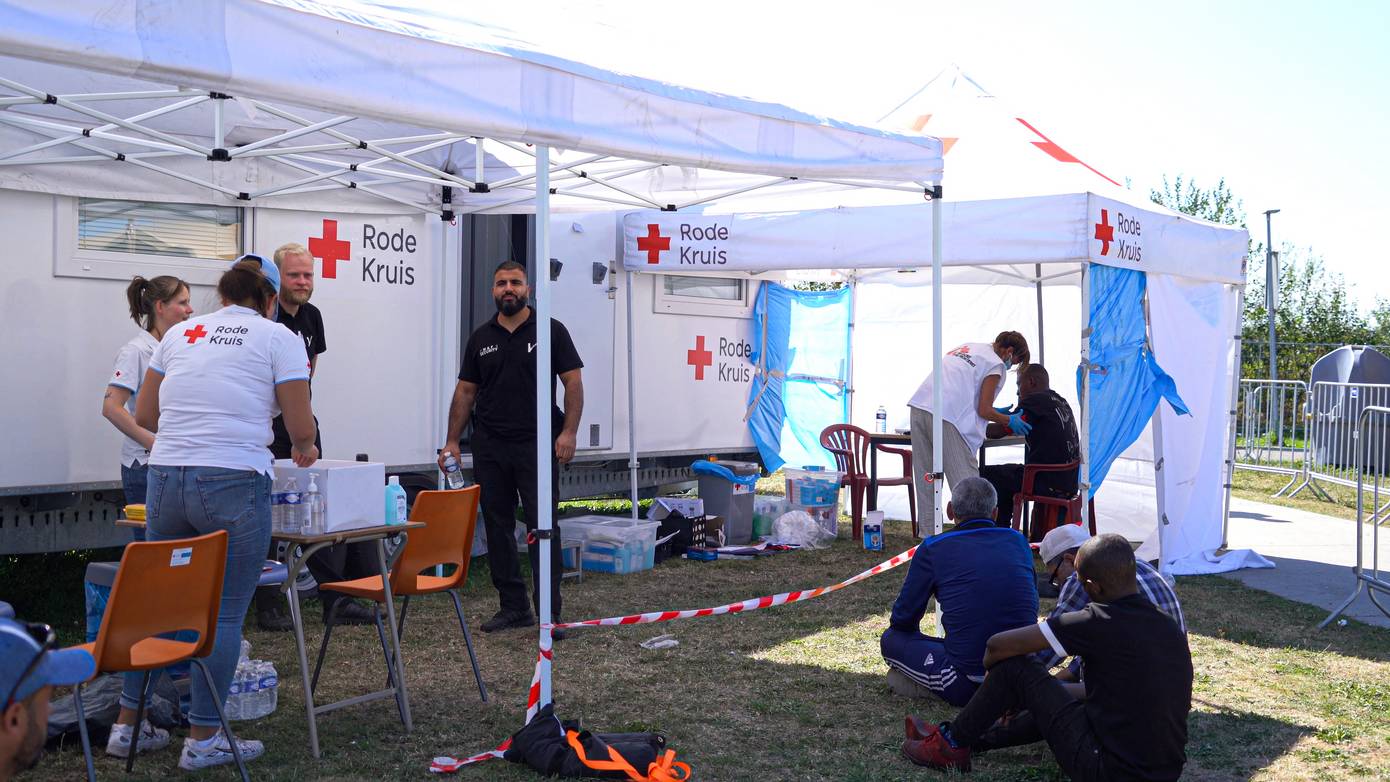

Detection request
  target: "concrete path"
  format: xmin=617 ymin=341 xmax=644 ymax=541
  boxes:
xmin=1222 ymin=496 xmax=1390 ymax=629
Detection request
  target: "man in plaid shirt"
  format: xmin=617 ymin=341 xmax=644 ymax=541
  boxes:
xmin=1034 ymin=524 xmax=1185 ymax=677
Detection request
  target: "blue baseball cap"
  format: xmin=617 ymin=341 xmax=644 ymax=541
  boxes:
xmin=231 ymin=253 xmax=281 ymax=294
xmin=0 ymin=619 xmax=95 ymax=706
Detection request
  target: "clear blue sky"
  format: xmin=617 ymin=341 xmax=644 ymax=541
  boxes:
xmin=433 ymin=0 xmax=1390 ymax=309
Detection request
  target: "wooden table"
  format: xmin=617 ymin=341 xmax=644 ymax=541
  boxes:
xmin=866 ymin=431 xmax=1026 ymax=511
xmin=274 ymin=522 xmax=423 ymax=758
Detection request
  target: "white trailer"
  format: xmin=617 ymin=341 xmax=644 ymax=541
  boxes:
xmin=0 ymin=194 xmax=774 ymax=554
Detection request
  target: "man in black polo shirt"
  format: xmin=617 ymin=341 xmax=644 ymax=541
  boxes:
xmin=439 ymin=261 xmax=584 ymax=633
xmin=903 ymin=533 xmax=1193 ymax=781
xmin=980 ymin=364 xmax=1081 ymax=532
xmin=255 ymin=242 xmax=376 ymax=631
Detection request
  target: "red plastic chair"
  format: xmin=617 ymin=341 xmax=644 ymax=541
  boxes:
xmin=1011 ymin=460 xmax=1097 ymax=543
xmin=819 ymin=424 xmax=916 ymax=539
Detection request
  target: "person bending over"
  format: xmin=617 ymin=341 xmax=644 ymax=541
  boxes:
xmin=980 ymin=364 xmax=1080 ymax=534
xmin=880 ymin=477 xmax=1038 ymax=707
xmin=903 ymin=533 xmax=1193 ymax=781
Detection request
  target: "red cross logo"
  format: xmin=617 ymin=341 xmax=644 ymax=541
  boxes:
xmin=183 ymin=324 xmax=208 ymax=344
xmin=1094 ymin=209 xmax=1115 ymax=256
xmin=687 ymin=335 xmax=713 ymax=380
xmin=308 ymin=218 xmax=351 ymax=279
xmin=637 ymin=223 xmax=670 ymax=264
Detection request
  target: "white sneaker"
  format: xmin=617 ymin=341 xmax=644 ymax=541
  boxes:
xmin=178 ymin=732 xmax=265 ymax=771
xmin=104 ymin=720 xmax=171 ymax=758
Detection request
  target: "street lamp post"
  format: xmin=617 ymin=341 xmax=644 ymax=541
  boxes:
xmin=1264 ymin=209 xmax=1280 ymax=382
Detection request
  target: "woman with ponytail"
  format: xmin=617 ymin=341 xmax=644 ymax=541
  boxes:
xmin=906 ymin=330 xmax=1031 ymax=534
xmin=103 ymin=275 xmax=192 ymax=527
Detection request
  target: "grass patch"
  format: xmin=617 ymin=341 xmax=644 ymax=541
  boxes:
xmin=18 ymin=525 xmax=1390 ymax=781
xmin=1231 ymin=469 xmax=1368 ymax=522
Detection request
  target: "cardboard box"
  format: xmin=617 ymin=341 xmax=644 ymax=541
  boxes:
xmin=273 ymin=459 xmax=385 ymax=532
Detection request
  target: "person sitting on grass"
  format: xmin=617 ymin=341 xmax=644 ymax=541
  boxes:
xmin=1035 ymin=523 xmax=1186 ymax=687
xmin=881 ymin=477 xmax=1038 ymax=707
xmin=0 ymin=619 xmax=96 ymax=782
xmin=902 ymin=533 xmax=1193 ymax=781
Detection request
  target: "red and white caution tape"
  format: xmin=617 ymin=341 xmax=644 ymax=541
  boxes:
xmin=430 ymin=545 xmax=918 ymax=773
xmin=549 ymin=545 xmax=918 ymax=630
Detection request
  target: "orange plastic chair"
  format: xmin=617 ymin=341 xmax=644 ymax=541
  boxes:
xmin=312 ymin=486 xmax=487 ymax=704
xmin=820 ymin=423 xmax=916 ymax=539
xmin=69 ymin=531 xmax=251 ymax=782
xmin=1011 ymin=460 xmax=1098 ymax=543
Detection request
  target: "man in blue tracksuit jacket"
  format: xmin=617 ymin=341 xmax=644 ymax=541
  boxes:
xmin=881 ymin=476 xmax=1039 ymax=707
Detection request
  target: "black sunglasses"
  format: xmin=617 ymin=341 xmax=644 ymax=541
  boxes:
xmin=4 ymin=623 xmax=56 ymax=709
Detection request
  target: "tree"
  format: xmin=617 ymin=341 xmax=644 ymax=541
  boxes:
xmin=1150 ymin=175 xmax=1246 ymax=228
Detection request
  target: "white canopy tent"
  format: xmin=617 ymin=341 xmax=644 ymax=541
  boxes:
xmin=616 ymin=66 xmax=1256 ymax=577
xmin=0 ymin=0 xmax=947 ymax=734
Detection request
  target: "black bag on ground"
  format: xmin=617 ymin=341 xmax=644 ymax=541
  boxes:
xmin=504 ymin=703 xmax=667 ymax=778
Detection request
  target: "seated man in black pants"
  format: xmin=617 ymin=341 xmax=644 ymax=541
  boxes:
xmin=980 ymin=364 xmax=1080 ymax=531
xmin=902 ymin=533 xmax=1193 ymax=781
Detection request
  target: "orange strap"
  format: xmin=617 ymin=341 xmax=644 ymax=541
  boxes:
xmin=565 ymin=730 xmax=692 ymax=782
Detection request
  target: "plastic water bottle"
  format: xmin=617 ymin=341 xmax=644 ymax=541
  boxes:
xmin=442 ymin=452 xmax=466 ymax=490
xmin=875 ymin=406 xmax=888 ymax=434
xmin=271 ymin=479 xmax=286 ymax=532
xmin=305 ymin=476 xmax=325 ymax=535
xmin=385 ymin=476 xmax=408 ymax=525
xmin=283 ymin=477 xmax=302 ymax=534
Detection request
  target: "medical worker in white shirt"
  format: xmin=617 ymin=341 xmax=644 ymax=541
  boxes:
xmin=102 ymin=275 xmax=192 ymax=539
xmin=111 ymin=256 xmax=317 ymax=772
xmin=908 ymin=331 xmax=1031 ymax=536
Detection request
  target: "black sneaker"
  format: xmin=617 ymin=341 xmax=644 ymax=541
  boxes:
xmin=256 ymin=605 xmax=294 ymax=633
xmin=325 ymin=600 xmax=377 ymax=627
xmin=551 ymin=627 xmax=568 ymax=642
xmin=481 ymin=609 xmax=537 ymax=633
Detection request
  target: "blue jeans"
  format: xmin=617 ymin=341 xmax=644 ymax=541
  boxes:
xmin=120 ymin=466 xmax=271 ymax=728
xmin=120 ymin=462 xmax=148 ymax=542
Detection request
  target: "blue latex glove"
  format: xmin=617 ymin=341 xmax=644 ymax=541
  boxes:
xmin=1008 ymin=412 xmax=1032 ymax=435
xmin=993 ymin=405 xmax=1015 ymax=415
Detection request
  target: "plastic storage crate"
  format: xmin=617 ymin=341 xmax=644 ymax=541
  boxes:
xmin=562 ymin=516 xmax=660 ymax=574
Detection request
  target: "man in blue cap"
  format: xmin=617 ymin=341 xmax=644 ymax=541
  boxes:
xmin=0 ymin=619 xmax=95 ymax=781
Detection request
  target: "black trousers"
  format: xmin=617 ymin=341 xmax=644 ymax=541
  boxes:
xmin=979 ymin=463 xmax=1026 ymax=528
xmin=262 ymin=427 xmax=379 ymax=612
xmin=473 ymin=436 xmax=563 ymax=619
xmin=951 ymin=656 xmax=1109 ymax=782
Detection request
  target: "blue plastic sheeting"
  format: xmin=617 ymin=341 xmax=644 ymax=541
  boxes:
xmin=690 ymin=459 xmax=760 ymax=486
xmin=1082 ymin=265 xmax=1189 ymax=491
xmin=747 ymin=284 xmax=852 ymax=473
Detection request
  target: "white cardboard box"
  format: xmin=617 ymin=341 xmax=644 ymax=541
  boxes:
xmin=273 ymin=459 xmax=385 ymax=532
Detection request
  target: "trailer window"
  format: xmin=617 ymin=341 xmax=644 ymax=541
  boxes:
xmin=55 ymin=198 xmax=245 ymax=283
xmin=78 ymin=199 xmax=242 ymax=260
xmin=654 ymin=274 xmax=755 ymax=318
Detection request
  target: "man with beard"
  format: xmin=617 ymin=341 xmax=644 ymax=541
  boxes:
xmin=439 ymin=261 xmax=584 ymax=635
xmin=255 ymin=242 xmax=377 ymax=631
xmin=0 ymin=619 xmax=95 ymax=781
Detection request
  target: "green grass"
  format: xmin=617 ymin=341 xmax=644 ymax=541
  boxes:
xmin=19 ymin=520 xmax=1390 ymax=781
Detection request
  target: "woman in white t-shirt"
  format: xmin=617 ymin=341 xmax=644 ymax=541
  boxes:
xmin=907 ymin=331 xmax=1030 ymax=535
xmin=109 ymin=256 xmax=317 ymax=772
xmin=103 ymin=275 xmax=192 ymax=538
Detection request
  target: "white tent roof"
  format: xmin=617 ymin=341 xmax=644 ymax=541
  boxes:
xmin=0 ymin=0 xmax=942 ymax=214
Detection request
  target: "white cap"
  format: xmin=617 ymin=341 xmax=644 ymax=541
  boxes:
xmin=1039 ymin=523 xmax=1092 ymax=568
xmin=388 ymin=476 xmax=400 ymax=485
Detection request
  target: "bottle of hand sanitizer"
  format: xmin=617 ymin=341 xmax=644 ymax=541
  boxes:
xmin=385 ymin=476 xmax=408 ymax=525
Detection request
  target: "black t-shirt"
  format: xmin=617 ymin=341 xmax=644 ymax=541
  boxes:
xmin=270 ymin=301 xmax=326 ymax=459
xmin=1019 ymin=389 xmax=1081 ymax=497
xmin=1046 ymin=594 xmax=1192 ymax=781
xmin=460 ymin=310 xmax=583 ymax=442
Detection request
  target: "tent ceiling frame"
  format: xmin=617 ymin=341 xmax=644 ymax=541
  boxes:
xmin=0 ymin=75 xmax=937 ymax=217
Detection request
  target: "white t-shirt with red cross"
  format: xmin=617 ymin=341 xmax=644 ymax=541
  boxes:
xmin=908 ymin=342 xmax=1007 ymax=453
xmin=148 ymin=305 xmax=310 ymax=475
xmin=108 ymin=330 xmax=159 ymax=468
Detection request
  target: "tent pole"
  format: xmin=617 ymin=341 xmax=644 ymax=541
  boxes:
xmin=931 ymin=188 xmax=945 ymax=537
xmin=627 ymin=270 xmax=640 ymax=520
xmin=847 ymin=274 xmax=857 ymax=424
xmin=1035 ymin=262 xmax=1045 ymax=366
xmin=534 ymin=145 xmax=554 ymax=707
xmin=1080 ymin=263 xmax=1092 ymax=531
xmin=1220 ymin=283 xmax=1247 ymax=550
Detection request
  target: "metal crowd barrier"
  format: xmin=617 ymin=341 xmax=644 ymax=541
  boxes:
xmin=1293 ymin=382 xmax=1390 ymax=500
xmin=1234 ymin=379 xmax=1309 ymax=495
xmin=1318 ymin=404 xmax=1390 ymax=627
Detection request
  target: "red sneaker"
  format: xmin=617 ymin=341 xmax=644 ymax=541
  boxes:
xmin=902 ymin=731 xmax=972 ymax=772
xmin=905 ymin=714 xmax=939 ymax=742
